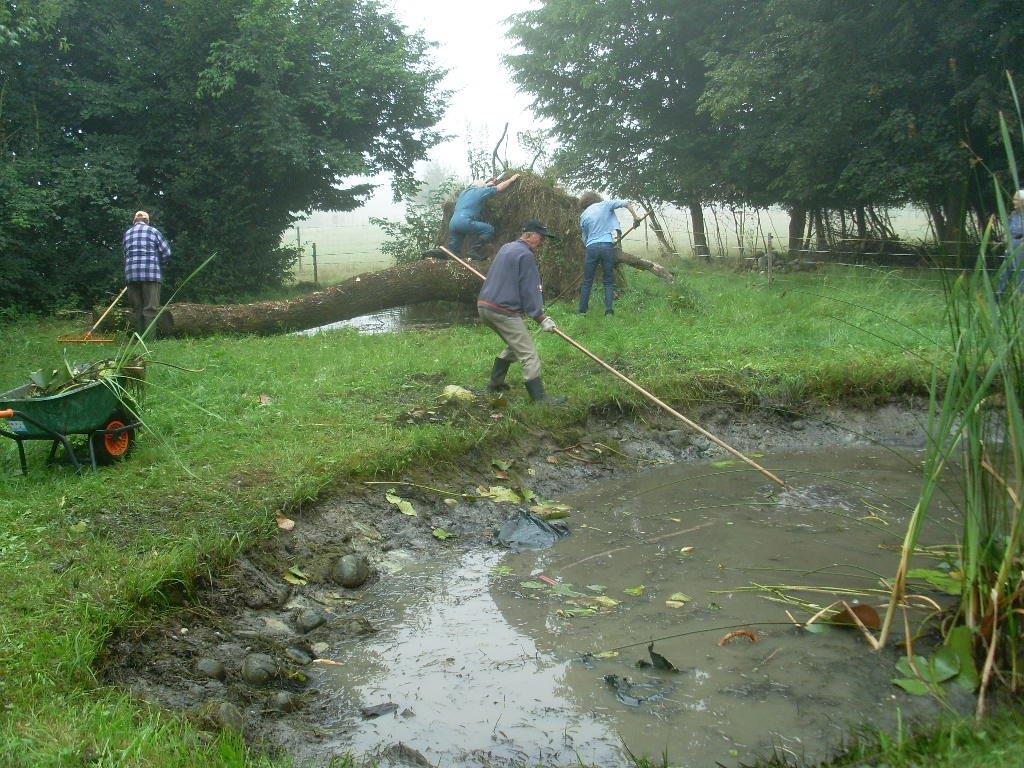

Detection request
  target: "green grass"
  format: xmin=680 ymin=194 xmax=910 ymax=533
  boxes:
xmin=0 ymin=265 xmax=968 ymax=766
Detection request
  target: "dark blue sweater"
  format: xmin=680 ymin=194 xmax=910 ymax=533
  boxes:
xmin=477 ymin=239 xmax=547 ymax=321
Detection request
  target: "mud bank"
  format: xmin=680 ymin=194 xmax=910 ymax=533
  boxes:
xmin=104 ymin=401 xmax=932 ymax=765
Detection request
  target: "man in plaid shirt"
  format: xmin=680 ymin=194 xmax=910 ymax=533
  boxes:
xmin=123 ymin=210 xmax=171 ymax=335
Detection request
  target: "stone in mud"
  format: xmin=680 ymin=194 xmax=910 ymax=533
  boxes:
xmin=214 ymin=701 xmax=246 ymax=732
xmin=240 ymin=653 xmax=278 ymax=686
xmin=270 ymin=691 xmax=302 ymax=713
xmin=294 ymin=608 xmax=327 ymax=634
xmin=285 ymin=646 xmax=313 ymax=665
xmin=311 ymin=642 xmax=330 ymax=656
xmin=195 ymin=658 xmax=226 ymax=681
xmin=342 ymin=616 xmax=376 ymax=636
xmin=332 ymin=553 xmax=370 ymax=588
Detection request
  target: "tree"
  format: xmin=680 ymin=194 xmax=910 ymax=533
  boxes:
xmin=0 ymin=0 xmax=445 ymax=311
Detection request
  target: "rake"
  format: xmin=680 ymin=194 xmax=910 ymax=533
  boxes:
xmin=57 ymin=286 xmax=127 ymax=344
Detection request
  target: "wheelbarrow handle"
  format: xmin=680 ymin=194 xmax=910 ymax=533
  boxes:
xmin=0 ymin=409 xmax=13 ymax=419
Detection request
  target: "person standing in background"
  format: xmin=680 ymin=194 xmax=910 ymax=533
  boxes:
xmin=577 ymin=192 xmax=641 ymax=315
xmin=123 ymin=210 xmax=171 ymax=336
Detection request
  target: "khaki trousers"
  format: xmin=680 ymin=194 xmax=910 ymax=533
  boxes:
xmin=478 ymin=306 xmax=541 ymax=381
xmin=127 ymin=281 xmax=161 ymax=335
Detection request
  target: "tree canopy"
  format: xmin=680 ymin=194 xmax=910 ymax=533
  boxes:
xmin=0 ymin=0 xmax=444 ymax=311
xmin=508 ymin=0 xmax=1023 ymax=251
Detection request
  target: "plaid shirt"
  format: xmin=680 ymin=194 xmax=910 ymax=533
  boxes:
xmin=123 ymin=222 xmax=171 ymax=283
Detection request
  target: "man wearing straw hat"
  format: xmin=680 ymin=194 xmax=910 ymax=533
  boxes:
xmin=123 ymin=210 xmax=171 ymax=336
xmin=477 ymin=220 xmax=564 ymax=403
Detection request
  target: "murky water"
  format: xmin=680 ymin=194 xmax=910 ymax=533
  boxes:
xmin=311 ymin=448 xmax=961 ymax=767
xmin=299 ymin=301 xmax=478 ymax=336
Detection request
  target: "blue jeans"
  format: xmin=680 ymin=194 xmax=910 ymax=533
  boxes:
xmin=579 ymin=242 xmax=616 ymax=313
xmin=448 ymin=215 xmax=494 ymax=256
xmin=998 ymin=243 xmax=1024 ymax=300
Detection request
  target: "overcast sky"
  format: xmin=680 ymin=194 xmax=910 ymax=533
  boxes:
xmin=348 ymin=0 xmax=543 ymax=218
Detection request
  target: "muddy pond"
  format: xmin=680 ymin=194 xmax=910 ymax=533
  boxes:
xmin=296 ymin=448 xmax=959 ymax=767
xmin=109 ymin=408 xmax=967 ymax=767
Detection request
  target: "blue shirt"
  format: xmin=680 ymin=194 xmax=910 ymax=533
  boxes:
xmin=1011 ymin=211 xmax=1023 ymax=244
xmin=580 ymin=199 xmax=628 ymax=247
xmin=123 ymin=222 xmax=171 ymax=283
xmin=452 ymin=186 xmax=497 ymax=220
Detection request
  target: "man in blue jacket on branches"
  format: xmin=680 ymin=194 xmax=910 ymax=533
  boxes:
xmin=444 ymin=173 xmax=521 ymax=260
xmin=477 ymin=220 xmax=564 ymax=403
xmin=577 ymin=192 xmax=642 ymax=315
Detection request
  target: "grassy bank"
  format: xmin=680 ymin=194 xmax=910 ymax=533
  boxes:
xmin=0 ymin=266 xmax=965 ymax=765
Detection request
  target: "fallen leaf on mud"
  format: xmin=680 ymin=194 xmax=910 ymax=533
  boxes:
xmin=670 ymin=518 xmax=681 ymax=523
xmin=476 ymin=485 xmax=521 ymax=503
xmin=679 ymin=546 xmax=695 ymax=555
xmin=493 ymin=470 xmax=510 ymax=480
xmin=586 ymin=584 xmax=607 ymax=594
xmin=520 ymin=581 xmax=547 ymax=590
xmin=491 ymin=458 xmax=511 ymax=471
xmin=718 ymin=629 xmax=758 ymax=646
xmin=360 ymin=702 xmax=399 ymax=719
xmin=432 ymin=528 xmax=456 ymax=540
xmin=312 ymin=658 xmax=344 ymax=667
xmin=623 ymin=585 xmax=646 ymax=597
xmin=545 ymin=455 xmax=560 ymax=464
xmin=827 ymin=603 xmax=882 ymax=631
xmin=385 ymin=490 xmax=417 ymax=516
xmin=276 ymin=515 xmax=295 ymax=531
xmin=443 ymin=498 xmax=457 ymax=507
xmin=526 ymin=468 xmax=536 ymax=476
xmin=530 ymin=501 xmax=572 ymax=520
xmin=667 ymin=592 xmax=692 ymax=603
xmin=558 ymin=607 xmax=598 ymax=618
xmin=492 ymin=565 xmax=515 ymax=575
xmin=284 ymin=566 xmax=309 ymax=586
xmin=519 ymin=486 xmax=537 ymax=503
xmin=258 ymin=394 xmax=272 ymax=405
xmin=665 ymin=601 xmax=687 ymax=609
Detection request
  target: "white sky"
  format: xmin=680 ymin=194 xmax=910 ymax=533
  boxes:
xmin=319 ymin=0 xmax=543 ymax=221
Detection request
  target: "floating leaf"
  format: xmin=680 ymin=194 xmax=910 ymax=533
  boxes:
xmin=385 ymin=490 xmax=417 ymax=516
xmin=667 ymin=592 xmax=691 ymax=603
xmin=893 ymin=677 xmax=931 ymax=696
xmin=276 ymin=515 xmax=295 ymax=531
xmin=585 ymin=584 xmax=607 ymax=594
xmin=476 ymin=485 xmax=521 ymax=503
xmin=665 ymin=601 xmax=686 ymax=609
xmin=593 ymin=650 xmax=619 ymax=659
xmin=550 ymin=583 xmax=586 ymax=598
xmin=588 ymin=595 xmax=621 ymax=609
xmin=558 ymin=607 xmax=598 ymax=618
xmin=827 ymin=603 xmax=882 ymax=631
xmin=520 ymin=581 xmax=547 ymax=590
xmin=679 ymin=546 xmax=695 ymax=555
xmin=432 ymin=528 xmax=456 ymax=541
xmin=946 ymin=625 xmax=980 ymax=692
xmin=284 ymin=566 xmax=308 ymax=585
xmin=930 ymin=647 xmax=961 ymax=683
xmin=907 ymin=568 xmax=961 ymax=595
xmin=623 ymin=585 xmax=646 ymax=596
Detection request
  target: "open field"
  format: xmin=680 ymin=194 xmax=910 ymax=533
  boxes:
xmin=0 ymin=265 xmax=1011 ymax=766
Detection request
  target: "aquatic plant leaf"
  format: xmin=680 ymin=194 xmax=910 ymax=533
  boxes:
xmin=623 ymin=585 xmax=646 ymax=596
xmin=431 ymin=528 xmax=456 ymax=540
xmin=520 ymin=581 xmax=547 ymax=590
xmin=476 ymin=485 xmax=521 ymax=503
xmin=895 ymin=655 xmax=929 ymax=680
xmin=945 ymin=625 xmax=980 ymax=692
xmin=906 ymin=568 xmax=961 ymax=595
xmin=893 ymin=677 xmax=931 ymax=696
xmin=827 ymin=603 xmax=882 ymax=631
xmin=648 ymin=643 xmax=678 ymax=672
xmin=385 ymin=490 xmax=417 ymax=516
xmin=929 ymin=647 xmax=961 ymax=683
xmin=585 ymin=584 xmax=607 ymax=594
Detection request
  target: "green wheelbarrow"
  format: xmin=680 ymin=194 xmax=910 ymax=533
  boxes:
xmin=0 ymin=377 xmax=140 ymax=474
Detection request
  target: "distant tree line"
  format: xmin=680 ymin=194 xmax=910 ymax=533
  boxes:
xmin=0 ymin=0 xmax=443 ymax=313
xmin=508 ymin=0 xmax=1023 ymax=256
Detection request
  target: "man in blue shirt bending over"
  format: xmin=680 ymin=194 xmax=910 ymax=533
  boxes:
xmin=445 ymin=173 xmax=521 ymax=260
xmin=577 ymin=192 xmax=642 ymax=315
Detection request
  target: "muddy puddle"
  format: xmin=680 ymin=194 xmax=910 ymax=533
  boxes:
xmin=299 ymin=302 xmax=477 ymax=336
xmin=282 ymin=447 xmax=962 ymax=767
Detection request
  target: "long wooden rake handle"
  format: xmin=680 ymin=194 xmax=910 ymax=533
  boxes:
xmin=85 ymin=286 xmax=129 ymax=339
xmin=437 ymin=245 xmax=788 ymax=489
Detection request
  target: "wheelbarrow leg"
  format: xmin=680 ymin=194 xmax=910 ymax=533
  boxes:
xmin=47 ymin=440 xmax=59 ymax=465
xmin=16 ymin=439 xmax=27 ymax=475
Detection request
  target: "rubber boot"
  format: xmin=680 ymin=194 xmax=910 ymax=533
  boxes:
xmin=487 ymin=357 xmax=512 ymax=392
xmin=524 ymin=376 xmax=566 ymax=405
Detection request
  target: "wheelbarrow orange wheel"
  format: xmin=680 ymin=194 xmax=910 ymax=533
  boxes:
xmin=91 ymin=413 xmax=135 ymax=465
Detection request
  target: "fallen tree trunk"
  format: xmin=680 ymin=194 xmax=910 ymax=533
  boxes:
xmin=161 ymin=252 xmax=675 ymax=337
